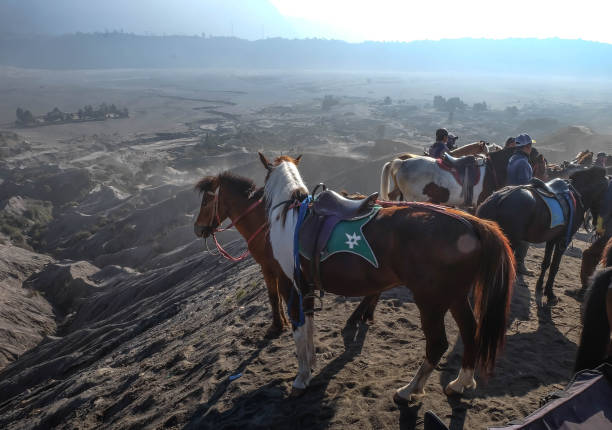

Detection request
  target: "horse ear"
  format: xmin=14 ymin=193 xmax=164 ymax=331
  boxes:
xmin=258 ymin=152 xmax=272 ymax=171
xmin=295 ymin=154 xmax=302 ymax=164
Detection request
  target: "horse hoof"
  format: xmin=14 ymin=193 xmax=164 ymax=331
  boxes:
xmin=393 ymin=392 xmax=422 ymax=406
xmin=264 ymin=325 xmax=284 ymax=338
xmin=546 ymin=295 xmax=559 ymax=306
xmin=290 ymin=386 xmax=307 ymax=398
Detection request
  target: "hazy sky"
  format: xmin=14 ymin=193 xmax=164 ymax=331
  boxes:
xmin=1 ymin=0 xmax=611 ymax=44
xmin=271 ymin=0 xmax=612 ymax=43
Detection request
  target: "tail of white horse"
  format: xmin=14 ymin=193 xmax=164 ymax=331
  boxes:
xmin=380 ymin=159 xmax=404 ymax=200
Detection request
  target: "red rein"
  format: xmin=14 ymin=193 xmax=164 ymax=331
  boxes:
xmin=211 ymin=197 xmax=267 ymax=262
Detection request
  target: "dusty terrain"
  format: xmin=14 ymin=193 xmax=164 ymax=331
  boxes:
xmin=0 ymin=68 xmax=610 ymax=429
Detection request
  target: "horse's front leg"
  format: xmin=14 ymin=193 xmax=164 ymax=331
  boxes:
xmin=291 ymin=314 xmax=315 ymax=395
xmin=535 ymin=241 xmax=554 ymax=294
xmin=544 ymin=243 xmax=565 ymax=305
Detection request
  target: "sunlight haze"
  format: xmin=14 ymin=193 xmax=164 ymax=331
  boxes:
xmin=270 ymin=0 xmax=612 ymax=43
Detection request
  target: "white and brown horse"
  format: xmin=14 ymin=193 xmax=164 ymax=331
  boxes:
xmin=258 ymin=152 xmax=515 ymax=403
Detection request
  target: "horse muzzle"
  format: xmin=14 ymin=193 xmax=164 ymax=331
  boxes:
xmin=194 ymin=224 xmax=212 ymax=238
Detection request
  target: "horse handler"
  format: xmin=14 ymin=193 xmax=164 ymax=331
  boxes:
xmin=507 ymin=133 xmax=536 ymax=276
xmin=580 ymin=177 xmax=612 ymax=290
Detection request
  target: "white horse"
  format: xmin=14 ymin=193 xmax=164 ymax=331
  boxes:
xmin=380 ymin=155 xmax=487 ymax=207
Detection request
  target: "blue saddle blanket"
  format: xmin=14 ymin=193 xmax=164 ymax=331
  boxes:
xmin=540 ymin=195 xmax=566 ymax=228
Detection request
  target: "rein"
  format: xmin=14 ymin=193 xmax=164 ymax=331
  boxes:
xmin=207 ymin=193 xmax=268 ymax=262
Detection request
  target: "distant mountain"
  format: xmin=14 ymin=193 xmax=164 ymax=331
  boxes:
xmin=0 ymin=0 xmax=297 ymax=40
xmin=0 ymin=34 xmax=611 ymax=77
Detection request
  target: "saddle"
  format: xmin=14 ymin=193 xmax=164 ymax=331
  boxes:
xmin=529 ymin=177 xmax=569 ymax=198
xmin=298 ymin=190 xmax=378 ymax=304
xmin=528 ymin=178 xmax=576 ymax=245
xmin=439 ymin=153 xmax=482 ymax=206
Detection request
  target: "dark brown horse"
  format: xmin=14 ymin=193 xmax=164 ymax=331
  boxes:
xmin=574 ymin=237 xmax=612 ymax=372
xmin=477 ymin=167 xmax=609 ymax=305
xmin=258 ymin=153 xmax=515 ymax=402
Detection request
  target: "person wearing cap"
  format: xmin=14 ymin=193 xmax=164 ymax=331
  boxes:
xmin=447 ymin=133 xmax=459 ymax=151
xmin=594 ymin=152 xmax=607 ymax=168
xmin=580 ymin=177 xmax=612 ymax=292
xmin=507 ymin=133 xmax=535 ymax=275
xmin=506 ymin=134 xmax=534 ymax=186
xmin=428 ymin=128 xmax=450 ymax=158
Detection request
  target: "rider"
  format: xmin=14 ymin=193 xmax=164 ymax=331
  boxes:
xmin=507 ymin=133 xmax=535 ymax=276
xmin=594 ymin=152 xmax=607 ymax=168
xmin=428 ymin=128 xmax=450 ymax=158
xmin=580 ymin=176 xmax=612 ymax=291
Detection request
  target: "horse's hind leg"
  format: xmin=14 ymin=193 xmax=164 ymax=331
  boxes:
xmin=445 ymin=298 xmax=477 ymax=395
xmin=544 ymin=243 xmax=565 ymax=305
xmin=394 ymin=305 xmax=448 ymax=403
xmin=535 ymin=241 xmax=554 ymax=294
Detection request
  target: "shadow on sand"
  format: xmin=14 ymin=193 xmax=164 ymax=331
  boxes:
xmin=186 ymin=320 xmax=370 ymax=429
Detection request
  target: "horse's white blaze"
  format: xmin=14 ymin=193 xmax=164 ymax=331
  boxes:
xmin=445 ymin=367 xmax=476 ymax=394
xmin=386 ymin=157 xmax=486 ymax=206
xmin=264 ymin=160 xmax=308 ymax=280
xmin=292 ymin=316 xmax=314 ymax=389
xmin=395 ymin=359 xmax=435 ymax=400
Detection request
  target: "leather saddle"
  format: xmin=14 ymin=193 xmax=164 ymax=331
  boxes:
xmin=529 ymin=177 xmax=570 ymax=198
xmin=311 ymin=190 xmax=378 ymax=219
xmin=298 ymin=190 xmax=378 ymax=297
xmin=440 ymin=153 xmax=481 ymax=206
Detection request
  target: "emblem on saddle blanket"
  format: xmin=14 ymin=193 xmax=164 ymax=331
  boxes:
xmin=299 ymin=207 xmax=381 ymax=268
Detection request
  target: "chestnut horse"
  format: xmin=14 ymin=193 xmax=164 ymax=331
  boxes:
xmin=574 ymin=237 xmax=612 ymax=372
xmin=193 ymin=172 xmax=377 ymax=335
xmin=381 ymin=147 xmax=547 ymax=206
xmin=258 ymin=153 xmax=515 ymax=402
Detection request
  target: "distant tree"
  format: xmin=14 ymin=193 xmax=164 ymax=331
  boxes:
xmin=473 ymin=101 xmax=487 ymax=112
xmin=446 ymin=97 xmax=466 ymax=112
xmin=505 ymin=106 xmax=519 ymax=117
xmin=383 ymin=96 xmax=392 ymax=105
xmin=45 ymin=107 xmax=64 ymax=122
xmin=84 ymin=105 xmax=94 ymax=117
xmin=321 ymin=95 xmax=339 ymax=111
xmin=16 ymin=108 xmax=24 ymax=123
xmin=433 ymin=95 xmax=446 ymax=110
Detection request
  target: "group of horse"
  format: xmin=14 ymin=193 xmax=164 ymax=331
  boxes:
xmin=193 ymin=143 xmax=610 ymax=406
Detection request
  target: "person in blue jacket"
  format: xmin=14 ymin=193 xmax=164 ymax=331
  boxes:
xmin=507 ymin=133 xmax=535 ymax=275
xmin=428 ymin=128 xmax=450 ymax=158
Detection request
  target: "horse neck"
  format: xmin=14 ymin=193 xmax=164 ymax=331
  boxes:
xmin=264 ymin=162 xmax=308 ymax=218
xmin=220 ymin=184 xmax=265 ymax=238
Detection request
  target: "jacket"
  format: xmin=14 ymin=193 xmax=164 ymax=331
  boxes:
xmin=506 ymin=151 xmax=533 ymax=186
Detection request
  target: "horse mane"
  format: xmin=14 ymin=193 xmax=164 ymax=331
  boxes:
xmin=195 ymin=171 xmax=258 ymax=197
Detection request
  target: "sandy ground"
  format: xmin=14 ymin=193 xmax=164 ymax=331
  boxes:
xmin=0 ymin=68 xmax=608 ymax=429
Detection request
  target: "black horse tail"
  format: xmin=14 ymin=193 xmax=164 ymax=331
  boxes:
xmin=467 ymin=215 xmax=516 ymax=374
xmin=574 ymin=267 xmax=612 ymax=373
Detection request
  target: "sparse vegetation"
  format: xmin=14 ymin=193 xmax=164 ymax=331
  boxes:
xmin=15 ymin=103 xmax=128 ymax=127
xmin=321 ymin=95 xmax=339 ymax=111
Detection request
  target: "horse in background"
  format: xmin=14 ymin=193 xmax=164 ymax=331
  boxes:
xmin=574 ymin=237 xmax=612 ymax=372
xmin=477 ymin=167 xmax=609 ymax=305
xmin=381 ymin=147 xmax=547 ymax=207
xmin=258 ymin=152 xmax=515 ymax=402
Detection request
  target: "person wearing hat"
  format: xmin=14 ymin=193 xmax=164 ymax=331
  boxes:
xmin=428 ymin=128 xmax=450 ymax=158
xmin=507 ymin=133 xmax=536 ymax=275
xmin=595 ymin=152 xmax=607 ymax=168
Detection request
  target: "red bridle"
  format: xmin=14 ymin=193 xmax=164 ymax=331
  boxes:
xmin=206 ymin=192 xmax=268 ymax=262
